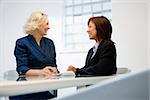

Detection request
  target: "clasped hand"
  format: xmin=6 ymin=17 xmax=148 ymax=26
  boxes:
xmin=67 ymin=65 xmax=76 ymax=73
xmin=41 ymin=66 xmax=58 ymax=76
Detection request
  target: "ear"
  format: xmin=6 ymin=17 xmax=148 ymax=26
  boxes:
xmin=37 ymin=24 xmax=42 ymax=30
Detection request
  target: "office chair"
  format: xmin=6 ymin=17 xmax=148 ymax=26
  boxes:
xmin=116 ymin=67 xmax=131 ymax=74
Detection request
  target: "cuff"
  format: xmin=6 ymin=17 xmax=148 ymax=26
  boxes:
xmin=17 ymin=66 xmax=30 ymax=75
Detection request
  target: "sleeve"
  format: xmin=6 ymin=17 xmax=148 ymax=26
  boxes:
xmin=76 ymin=43 xmax=116 ymax=76
xmin=51 ymin=40 xmax=57 ymax=67
xmin=49 ymin=40 xmax=60 ymax=73
xmin=14 ymin=39 xmax=30 ymax=75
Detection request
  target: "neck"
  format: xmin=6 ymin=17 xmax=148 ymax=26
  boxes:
xmin=32 ymin=32 xmax=43 ymax=46
xmin=95 ymin=39 xmax=103 ymax=43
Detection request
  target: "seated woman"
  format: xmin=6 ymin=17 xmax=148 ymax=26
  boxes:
xmin=9 ymin=11 xmax=58 ymax=100
xmin=67 ymin=16 xmax=117 ymax=76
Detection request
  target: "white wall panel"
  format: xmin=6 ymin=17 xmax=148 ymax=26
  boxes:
xmin=148 ymin=0 xmax=150 ymax=66
xmin=112 ymin=0 xmax=148 ymax=69
xmin=0 ymin=0 xmax=63 ymax=76
xmin=0 ymin=1 xmax=4 ymax=77
xmin=0 ymin=0 xmax=149 ymax=76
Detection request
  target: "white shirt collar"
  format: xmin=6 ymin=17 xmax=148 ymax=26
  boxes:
xmin=93 ymin=42 xmax=100 ymax=51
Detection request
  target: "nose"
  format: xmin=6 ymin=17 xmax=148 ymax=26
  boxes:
xmin=87 ymin=28 xmax=89 ymax=33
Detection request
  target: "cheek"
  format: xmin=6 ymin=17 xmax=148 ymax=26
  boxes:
xmin=92 ymin=29 xmax=97 ymax=35
xmin=91 ymin=33 xmax=96 ymax=39
xmin=93 ymin=33 xmax=97 ymax=37
xmin=91 ymin=30 xmax=97 ymax=39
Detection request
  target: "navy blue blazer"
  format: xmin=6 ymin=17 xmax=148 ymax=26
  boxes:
xmin=14 ymin=35 xmax=57 ymax=75
xmin=76 ymin=40 xmax=117 ymax=76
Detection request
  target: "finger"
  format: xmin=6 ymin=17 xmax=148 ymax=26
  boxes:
xmin=51 ymin=69 xmax=58 ymax=74
xmin=43 ymin=69 xmax=52 ymax=75
xmin=44 ymin=67 xmax=53 ymax=73
xmin=51 ymin=67 xmax=58 ymax=73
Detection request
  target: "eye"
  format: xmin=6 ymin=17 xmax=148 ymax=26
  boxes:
xmin=46 ymin=22 xmax=49 ymax=25
xmin=88 ymin=25 xmax=92 ymax=28
xmin=41 ymin=13 xmax=44 ymax=15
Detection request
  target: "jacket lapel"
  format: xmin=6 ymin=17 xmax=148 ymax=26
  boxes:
xmin=90 ymin=40 xmax=105 ymax=61
xmin=86 ymin=48 xmax=94 ymax=65
xmin=27 ymin=35 xmax=46 ymax=56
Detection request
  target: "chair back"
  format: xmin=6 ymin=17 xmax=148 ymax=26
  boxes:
xmin=116 ymin=67 xmax=131 ymax=74
xmin=3 ymin=70 xmax=18 ymax=80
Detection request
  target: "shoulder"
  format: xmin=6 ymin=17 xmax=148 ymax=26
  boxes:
xmin=16 ymin=35 xmax=29 ymax=44
xmin=42 ymin=37 xmax=54 ymax=44
xmin=98 ymin=40 xmax=116 ymax=51
xmin=101 ymin=40 xmax=115 ymax=47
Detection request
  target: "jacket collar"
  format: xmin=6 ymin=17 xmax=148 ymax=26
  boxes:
xmin=89 ymin=40 xmax=105 ymax=60
xmin=27 ymin=35 xmax=46 ymax=56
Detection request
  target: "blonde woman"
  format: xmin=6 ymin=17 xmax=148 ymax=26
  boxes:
xmin=10 ymin=11 xmax=58 ymax=100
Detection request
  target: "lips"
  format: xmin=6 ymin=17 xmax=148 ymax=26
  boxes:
xmin=88 ymin=33 xmax=92 ymax=37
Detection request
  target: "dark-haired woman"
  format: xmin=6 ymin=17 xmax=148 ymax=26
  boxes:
xmin=67 ymin=16 xmax=117 ymax=76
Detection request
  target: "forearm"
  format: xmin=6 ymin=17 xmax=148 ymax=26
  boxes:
xmin=17 ymin=66 xmax=41 ymax=76
xmin=26 ymin=69 xmax=41 ymax=76
xmin=26 ymin=66 xmax=58 ymax=76
xmin=76 ymin=67 xmax=95 ymax=75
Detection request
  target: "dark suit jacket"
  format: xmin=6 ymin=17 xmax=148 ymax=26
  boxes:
xmin=12 ymin=35 xmax=57 ymax=99
xmin=76 ymin=40 xmax=117 ymax=76
xmin=14 ymin=34 xmax=57 ymax=75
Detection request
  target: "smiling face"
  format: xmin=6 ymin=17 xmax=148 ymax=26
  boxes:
xmin=87 ymin=21 xmax=98 ymax=41
xmin=38 ymin=19 xmax=50 ymax=36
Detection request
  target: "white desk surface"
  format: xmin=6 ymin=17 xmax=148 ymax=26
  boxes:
xmin=0 ymin=74 xmax=114 ymax=96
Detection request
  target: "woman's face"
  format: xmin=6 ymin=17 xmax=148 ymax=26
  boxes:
xmin=87 ymin=21 xmax=98 ymax=41
xmin=38 ymin=19 xmax=50 ymax=36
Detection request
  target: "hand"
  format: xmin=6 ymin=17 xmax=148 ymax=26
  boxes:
xmin=47 ymin=66 xmax=58 ymax=74
xmin=41 ymin=66 xmax=58 ymax=76
xmin=67 ymin=65 xmax=76 ymax=73
xmin=26 ymin=66 xmax=58 ymax=76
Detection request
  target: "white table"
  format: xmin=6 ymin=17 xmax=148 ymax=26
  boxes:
xmin=0 ymin=74 xmax=114 ymax=96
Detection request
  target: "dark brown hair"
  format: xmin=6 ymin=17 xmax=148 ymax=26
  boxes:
xmin=88 ymin=16 xmax=112 ymax=41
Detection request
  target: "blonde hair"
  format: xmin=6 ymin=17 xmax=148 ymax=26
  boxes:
xmin=23 ymin=11 xmax=48 ymax=34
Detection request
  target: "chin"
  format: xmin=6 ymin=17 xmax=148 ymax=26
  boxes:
xmin=44 ymin=33 xmax=47 ymax=35
xmin=89 ymin=37 xmax=94 ymax=39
